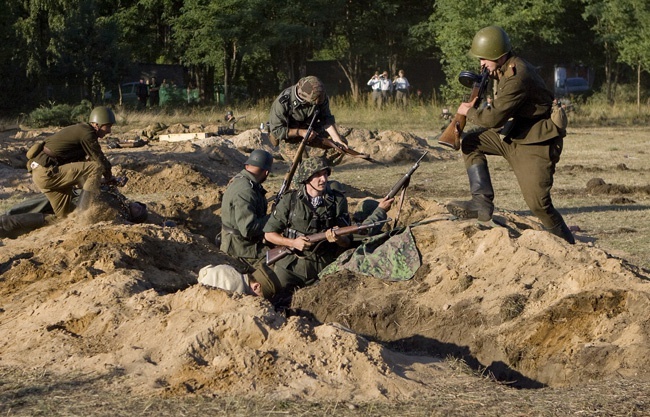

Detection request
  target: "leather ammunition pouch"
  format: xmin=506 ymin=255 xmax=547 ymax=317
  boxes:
xmin=26 ymin=141 xmax=45 ymax=159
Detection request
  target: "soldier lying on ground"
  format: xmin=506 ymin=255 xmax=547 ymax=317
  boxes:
xmin=1 ymin=182 xmax=147 ymax=239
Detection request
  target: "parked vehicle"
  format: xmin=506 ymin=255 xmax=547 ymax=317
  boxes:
xmin=555 ymin=77 xmax=591 ymax=99
xmin=103 ymin=82 xmax=140 ymax=107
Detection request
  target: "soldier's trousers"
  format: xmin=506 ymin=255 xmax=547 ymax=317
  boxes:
xmin=31 ymin=161 xmax=103 ymax=218
xmin=460 ymin=129 xmax=566 ymax=230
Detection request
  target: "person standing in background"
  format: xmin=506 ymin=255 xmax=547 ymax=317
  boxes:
xmin=393 ymin=69 xmax=410 ymax=109
xmin=367 ymin=71 xmax=383 ymax=109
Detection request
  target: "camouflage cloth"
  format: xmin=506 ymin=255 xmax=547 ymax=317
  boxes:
xmin=319 ymin=226 xmax=420 ymax=281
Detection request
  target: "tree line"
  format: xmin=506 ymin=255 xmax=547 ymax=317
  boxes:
xmin=1 ymin=0 xmax=649 ymax=115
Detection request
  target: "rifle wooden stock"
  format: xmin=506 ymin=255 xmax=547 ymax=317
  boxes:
xmin=319 ymin=137 xmax=383 ymax=165
xmin=265 ymin=219 xmax=390 ymax=265
xmin=385 ymin=151 xmax=428 ymax=199
xmin=438 ymin=68 xmax=490 ymax=151
xmin=272 ymin=110 xmax=320 ymax=210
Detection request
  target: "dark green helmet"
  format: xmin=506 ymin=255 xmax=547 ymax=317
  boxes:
xmin=296 ymin=76 xmax=325 ymax=104
xmin=89 ymin=106 xmax=116 ymax=125
xmin=245 ymin=149 xmax=273 ymax=171
xmin=293 ymin=157 xmax=331 ymax=185
xmin=469 ymin=26 xmax=511 ymax=60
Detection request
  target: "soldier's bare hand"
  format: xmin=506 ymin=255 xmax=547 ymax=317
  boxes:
xmin=292 ymin=236 xmax=311 ymax=251
xmin=378 ymin=197 xmax=394 ymax=211
xmin=325 ymin=227 xmax=339 ymax=243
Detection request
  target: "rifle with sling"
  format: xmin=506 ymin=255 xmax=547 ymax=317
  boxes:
xmin=271 ymin=109 xmax=319 ymax=210
xmin=385 ymin=150 xmax=427 ymax=227
xmin=438 ymin=68 xmax=490 ymax=150
xmin=265 ymin=218 xmax=391 ymax=266
xmin=385 ymin=150 xmax=428 ymax=199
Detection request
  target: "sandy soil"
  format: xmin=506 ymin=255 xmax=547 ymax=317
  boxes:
xmin=2 ymin=124 xmax=650 ymax=408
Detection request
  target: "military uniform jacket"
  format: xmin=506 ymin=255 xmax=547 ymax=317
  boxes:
xmin=467 ymin=55 xmax=562 ymax=144
xmin=32 ymin=123 xmax=112 ymax=177
xmin=268 ymin=85 xmax=336 ymax=141
xmin=263 ymin=184 xmax=350 ymax=282
xmin=220 ymin=169 xmax=269 ymax=259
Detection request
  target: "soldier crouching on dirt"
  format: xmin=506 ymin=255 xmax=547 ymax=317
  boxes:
xmin=220 ymin=149 xmax=274 ymax=266
xmin=263 ymin=157 xmax=393 ymax=296
xmin=26 ymin=106 xmax=116 ymax=219
xmin=268 ymin=76 xmax=349 ymax=166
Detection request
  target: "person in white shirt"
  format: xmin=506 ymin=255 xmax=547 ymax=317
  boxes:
xmin=393 ymin=69 xmax=410 ymax=109
xmin=367 ymin=71 xmax=383 ymax=108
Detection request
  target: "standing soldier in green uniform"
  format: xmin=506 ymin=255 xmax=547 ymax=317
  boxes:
xmin=446 ymin=26 xmax=574 ymax=244
xmin=263 ymin=157 xmax=393 ymax=295
xmin=27 ymin=106 xmax=116 ymax=219
xmin=268 ymin=76 xmax=349 ymax=165
xmin=220 ymin=149 xmax=274 ymax=265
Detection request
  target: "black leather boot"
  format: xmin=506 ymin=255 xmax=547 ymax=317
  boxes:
xmin=544 ymin=220 xmax=575 ymax=244
xmin=446 ymin=164 xmax=495 ymax=223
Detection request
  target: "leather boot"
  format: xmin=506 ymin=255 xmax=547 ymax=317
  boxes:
xmin=76 ymin=190 xmax=98 ymax=212
xmin=0 ymin=213 xmax=45 ymax=238
xmin=544 ymin=220 xmax=575 ymax=244
xmin=446 ymin=164 xmax=495 ymax=223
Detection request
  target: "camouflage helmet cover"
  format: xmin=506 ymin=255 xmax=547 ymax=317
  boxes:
xmin=89 ymin=106 xmax=116 ymax=125
xmin=469 ymin=26 xmax=511 ymax=61
xmin=296 ymin=76 xmax=325 ymax=104
xmin=294 ymin=157 xmax=331 ymax=185
xmin=245 ymin=149 xmax=273 ymax=171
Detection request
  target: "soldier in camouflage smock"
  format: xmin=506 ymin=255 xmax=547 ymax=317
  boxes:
xmin=263 ymin=157 xmax=393 ymax=295
xmin=268 ymin=76 xmax=349 ymax=166
xmin=447 ymin=26 xmax=574 ymax=244
xmin=220 ymin=150 xmax=274 ymax=264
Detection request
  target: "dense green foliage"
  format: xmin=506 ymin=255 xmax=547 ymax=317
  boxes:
xmin=1 ymin=0 xmax=649 ymax=115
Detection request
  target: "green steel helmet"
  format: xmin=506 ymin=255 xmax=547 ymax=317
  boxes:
xmin=245 ymin=149 xmax=273 ymax=171
xmin=296 ymin=76 xmax=325 ymax=104
xmin=469 ymin=26 xmax=511 ymax=60
xmin=294 ymin=157 xmax=331 ymax=185
xmin=89 ymin=106 xmax=116 ymax=125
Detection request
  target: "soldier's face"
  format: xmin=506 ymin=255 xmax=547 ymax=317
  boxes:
xmin=96 ymin=123 xmax=112 ymax=138
xmin=306 ymin=169 xmax=329 ymax=195
xmin=480 ymin=56 xmax=507 ymax=76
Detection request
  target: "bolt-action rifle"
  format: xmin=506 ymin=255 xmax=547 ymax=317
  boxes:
xmin=385 ymin=151 xmax=428 ymax=199
xmin=385 ymin=151 xmax=427 ymax=227
xmin=318 ymin=137 xmax=384 ymax=165
xmin=265 ymin=218 xmax=390 ymax=266
xmin=438 ymin=68 xmax=490 ymax=151
xmin=271 ymin=109 xmax=320 ymax=210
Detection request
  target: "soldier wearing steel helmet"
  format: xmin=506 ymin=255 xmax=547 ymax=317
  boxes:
xmin=263 ymin=157 xmax=393 ymax=295
xmin=446 ymin=25 xmax=574 ymax=244
xmin=220 ymin=149 xmax=274 ymax=263
xmin=268 ymin=76 xmax=349 ymax=165
xmin=27 ymin=106 xmax=116 ymax=219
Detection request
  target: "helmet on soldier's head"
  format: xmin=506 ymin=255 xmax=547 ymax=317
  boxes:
xmin=469 ymin=26 xmax=511 ymax=61
xmin=296 ymin=76 xmax=325 ymax=105
xmin=293 ymin=157 xmax=331 ymax=185
xmin=89 ymin=106 xmax=116 ymax=125
xmin=245 ymin=149 xmax=273 ymax=171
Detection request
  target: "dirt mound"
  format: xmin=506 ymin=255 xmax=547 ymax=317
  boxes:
xmin=292 ymin=198 xmax=650 ymax=388
xmin=2 ymin=126 xmax=650 ymax=403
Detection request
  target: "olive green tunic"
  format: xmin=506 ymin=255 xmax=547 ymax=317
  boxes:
xmin=461 ymin=55 xmax=566 ymax=229
xmin=29 ymin=123 xmax=112 ymax=218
